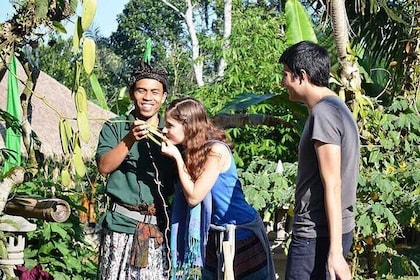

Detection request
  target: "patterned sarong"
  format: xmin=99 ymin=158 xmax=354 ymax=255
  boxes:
xmin=98 ymin=229 xmax=169 ymax=280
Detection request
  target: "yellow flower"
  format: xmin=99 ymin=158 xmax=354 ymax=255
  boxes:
xmin=386 ymin=165 xmax=395 ymax=174
xmin=399 ymin=161 xmax=407 ymax=171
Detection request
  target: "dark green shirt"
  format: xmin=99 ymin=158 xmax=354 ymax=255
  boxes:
xmin=96 ymin=111 xmax=175 ymax=234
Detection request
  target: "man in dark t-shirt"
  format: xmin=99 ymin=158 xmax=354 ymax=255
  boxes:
xmin=279 ymin=41 xmax=360 ymax=280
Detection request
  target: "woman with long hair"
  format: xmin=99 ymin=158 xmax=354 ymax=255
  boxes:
xmin=161 ymin=97 xmax=275 ymax=280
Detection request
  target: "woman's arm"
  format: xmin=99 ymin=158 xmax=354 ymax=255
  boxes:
xmin=162 ymin=141 xmax=230 ymax=206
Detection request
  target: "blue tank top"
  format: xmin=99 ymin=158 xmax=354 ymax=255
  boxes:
xmin=208 ymin=141 xmax=257 ymax=240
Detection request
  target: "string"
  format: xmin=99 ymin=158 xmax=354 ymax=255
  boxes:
xmin=145 ymin=140 xmax=172 ymax=275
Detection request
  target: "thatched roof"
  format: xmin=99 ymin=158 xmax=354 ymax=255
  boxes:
xmin=0 ymin=60 xmax=116 ymax=159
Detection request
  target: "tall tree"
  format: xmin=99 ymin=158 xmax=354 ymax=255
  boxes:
xmin=109 ymin=0 xmax=183 ymax=86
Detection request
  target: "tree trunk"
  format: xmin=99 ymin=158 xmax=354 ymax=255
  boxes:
xmin=331 ymin=0 xmax=349 ymax=60
xmin=162 ymin=0 xmax=205 ymax=86
xmin=331 ymin=0 xmax=363 ymax=105
xmin=217 ymin=0 xmax=232 ymax=77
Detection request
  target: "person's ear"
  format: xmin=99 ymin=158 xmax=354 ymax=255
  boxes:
xmin=299 ymin=69 xmax=309 ymax=84
xmin=161 ymin=92 xmax=168 ymax=104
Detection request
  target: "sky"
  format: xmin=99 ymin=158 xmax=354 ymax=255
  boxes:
xmin=0 ymin=0 xmax=129 ymax=38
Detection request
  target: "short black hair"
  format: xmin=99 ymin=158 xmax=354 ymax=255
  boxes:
xmin=279 ymin=41 xmax=330 ymax=87
xmin=129 ymin=61 xmax=169 ymax=93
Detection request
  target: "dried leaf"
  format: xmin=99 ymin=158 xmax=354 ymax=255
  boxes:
xmin=80 ymin=195 xmax=89 ymax=223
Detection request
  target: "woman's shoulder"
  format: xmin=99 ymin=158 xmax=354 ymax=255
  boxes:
xmin=207 ymin=140 xmax=230 ymax=152
xmin=207 ymin=141 xmax=232 ymax=163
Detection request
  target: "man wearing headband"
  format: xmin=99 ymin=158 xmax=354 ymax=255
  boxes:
xmin=96 ymin=61 xmax=175 ymax=279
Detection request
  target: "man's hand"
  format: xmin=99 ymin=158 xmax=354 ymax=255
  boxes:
xmin=328 ymin=252 xmax=351 ymax=280
xmin=131 ymin=120 xmax=150 ymax=141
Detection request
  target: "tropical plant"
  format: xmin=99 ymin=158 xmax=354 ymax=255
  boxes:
xmin=240 ymin=157 xmax=296 ymax=222
xmin=352 ymin=96 xmax=420 ymax=278
xmin=110 ymin=0 xmax=184 ymax=91
xmin=13 ymin=160 xmax=101 ymax=280
xmin=0 ymin=0 xmax=101 ymax=180
xmin=189 ymin=4 xmax=304 ymax=166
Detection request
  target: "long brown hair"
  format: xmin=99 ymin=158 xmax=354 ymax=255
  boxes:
xmin=165 ymin=97 xmax=229 ymax=181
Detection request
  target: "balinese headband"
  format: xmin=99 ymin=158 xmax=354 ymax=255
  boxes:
xmin=130 ymin=61 xmax=169 ymax=93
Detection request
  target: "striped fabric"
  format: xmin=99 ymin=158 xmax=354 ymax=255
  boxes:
xmin=203 ymin=230 xmax=268 ymax=279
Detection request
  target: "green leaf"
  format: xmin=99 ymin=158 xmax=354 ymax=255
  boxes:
xmin=72 ymin=141 xmax=86 ymax=177
xmin=52 ymin=21 xmax=67 ymax=34
xmin=4 ymin=55 xmax=21 ymax=174
xmin=75 ymin=86 xmax=88 ymax=113
xmin=53 ymin=240 xmax=70 ymax=257
xmin=51 ymin=271 xmax=71 ymax=280
xmin=73 ymin=17 xmax=83 ymax=53
xmin=82 ymin=37 xmax=96 ymax=76
xmin=39 ymin=241 xmax=54 ymax=255
xmin=143 ymin=38 xmax=153 ymax=63
xmin=89 ymin=73 xmax=109 ymax=110
xmin=77 ymin=111 xmax=90 ymax=143
xmin=285 ymin=0 xmax=318 ymax=45
xmin=356 ymin=213 xmax=373 ymax=236
xmin=61 ymin=168 xmax=72 ymax=188
xmin=75 ymin=86 xmax=91 ymax=143
xmin=374 ymin=243 xmax=388 ymax=253
xmin=81 ymin=0 xmax=97 ymax=31
xmin=218 ymin=93 xmax=275 ymax=114
xmin=59 ymin=119 xmax=73 ymax=154
xmin=65 ymin=254 xmax=82 ymax=271
xmin=43 ymin=223 xmax=51 ymax=240
xmin=0 ymin=240 xmax=8 ymax=259
xmin=379 ymin=2 xmax=408 ymax=24
xmin=50 ymin=223 xmax=69 ymax=239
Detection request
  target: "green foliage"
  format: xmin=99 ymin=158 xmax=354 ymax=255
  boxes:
xmin=110 ymin=0 xmax=183 ymax=82
xmin=346 ymin=0 xmax=412 ymax=96
xmin=10 ymin=161 xmax=101 ymax=279
xmin=354 ymin=97 xmax=420 ymax=277
xmin=239 ymin=157 xmax=296 ymax=222
xmin=285 ymin=0 xmax=318 ymax=44
xmin=0 ymin=110 xmax=22 ymax=163
xmin=191 ymin=6 xmax=301 ymax=165
xmin=38 ymin=37 xmax=81 ymax=91
xmin=25 ymin=219 xmax=97 ymax=280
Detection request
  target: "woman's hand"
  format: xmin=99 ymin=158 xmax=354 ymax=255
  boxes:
xmin=161 ymin=140 xmax=181 ymax=160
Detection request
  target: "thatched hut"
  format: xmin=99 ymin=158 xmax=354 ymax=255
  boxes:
xmin=0 ymin=60 xmax=116 ymax=160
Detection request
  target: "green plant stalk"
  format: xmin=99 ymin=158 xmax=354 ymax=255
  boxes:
xmin=148 ymin=125 xmax=167 ymax=141
xmin=148 ymin=133 xmax=161 ymax=146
